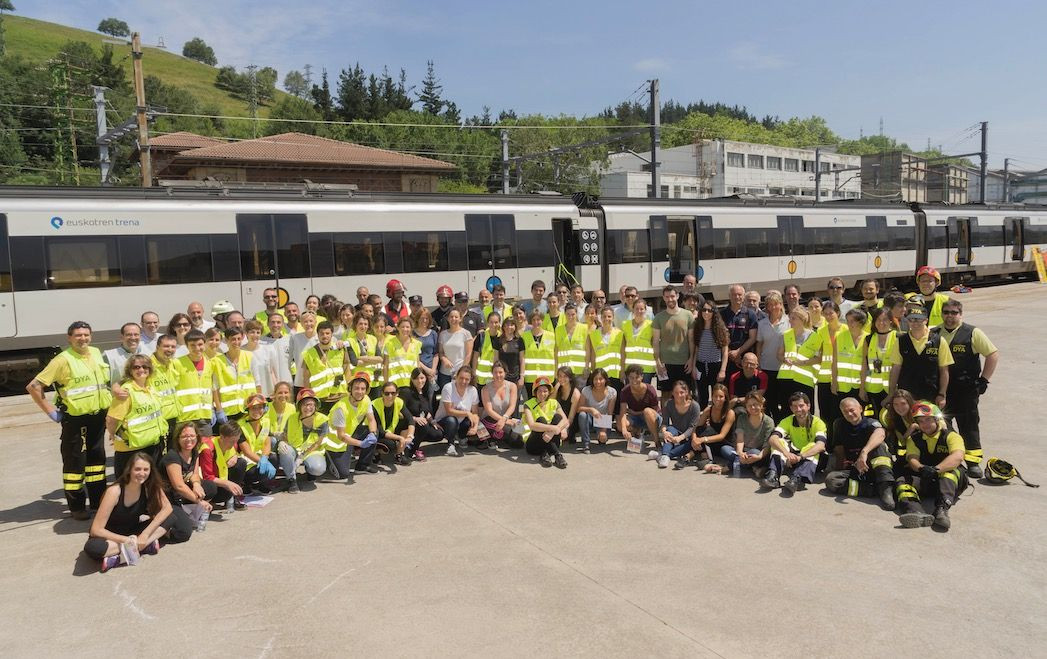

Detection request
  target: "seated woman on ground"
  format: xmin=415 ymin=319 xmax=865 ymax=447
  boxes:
xmin=274 ymin=387 xmax=329 ymax=491
xmin=724 ymin=391 xmax=773 ymax=479
xmin=161 ymin=421 xmax=216 ymax=532
xmin=577 ymin=368 xmax=617 ymax=452
xmin=674 ymin=383 xmax=736 ymax=472
xmin=553 ymin=366 xmax=582 ymax=446
xmin=84 ymin=452 xmax=175 ymax=573
xmin=372 ymin=381 xmax=415 ymax=466
xmin=401 ymin=367 xmax=443 ymax=461
xmin=480 ymin=360 xmax=521 ymax=449
xmin=435 ymin=366 xmax=480 ymax=456
xmin=521 ymin=376 xmax=570 ymax=468
xmin=652 ymin=380 xmax=702 ymax=469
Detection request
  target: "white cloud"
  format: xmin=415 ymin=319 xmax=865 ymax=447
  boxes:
xmin=728 ymin=42 xmax=789 ymax=71
xmin=632 ymin=57 xmax=669 ymax=72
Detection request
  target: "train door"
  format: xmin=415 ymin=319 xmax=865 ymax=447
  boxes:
xmin=551 ymin=217 xmax=582 ymax=286
xmin=236 ymin=214 xmax=311 ymax=316
xmin=663 ymin=217 xmax=696 ymax=283
xmin=865 ymin=216 xmax=887 ymax=276
xmin=777 ymin=215 xmax=806 ymax=281
xmin=1008 ymin=217 xmax=1026 ymax=261
xmin=0 ymin=215 xmax=14 ymax=337
xmin=952 ymin=217 xmax=973 ymax=265
xmin=465 ymin=214 xmax=517 ymax=295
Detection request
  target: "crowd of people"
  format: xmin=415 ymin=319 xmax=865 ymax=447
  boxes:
xmin=26 ymin=267 xmax=1000 ymax=571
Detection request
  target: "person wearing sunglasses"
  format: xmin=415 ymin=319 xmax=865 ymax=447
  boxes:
xmin=938 ymin=300 xmax=999 ymax=478
xmin=253 ymin=287 xmax=286 ymax=327
xmin=372 ymin=382 xmax=415 ymax=466
xmin=689 ymin=303 xmax=729 ymax=409
xmin=106 ymin=354 xmax=168 ymax=478
xmin=825 ymin=277 xmax=856 ymax=316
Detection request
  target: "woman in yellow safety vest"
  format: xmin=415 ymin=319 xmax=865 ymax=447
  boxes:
xmin=522 ymin=308 xmax=557 ymax=399
xmin=344 ymin=313 xmax=382 ymax=394
xmin=521 ymin=376 xmax=570 ymax=468
xmin=214 ymin=327 xmax=259 ymax=421
xmin=386 ymin=316 xmax=423 ymax=392
xmin=275 ymin=387 xmax=330 ymax=492
xmin=203 ymin=327 xmax=223 ymax=359
xmin=236 ymin=393 xmax=277 ymax=492
xmin=797 ymin=300 xmax=842 ymax=433
xmin=555 ymin=303 xmax=589 ymax=387
xmin=589 ymin=306 xmax=624 ymax=393
xmin=472 ymin=311 xmax=502 ymax=388
xmin=369 ymin=314 xmax=392 ymax=396
xmin=807 ymin=297 xmax=825 ymax=331
xmin=831 ymin=308 xmax=870 ymax=416
xmin=106 ymin=354 xmax=168 ymax=479
xmin=623 ymin=298 xmax=656 ymax=384
xmin=777 ymin=306 xmax=815 ymax=405
xmin=859 ymin=307 xmax=898 ymax=415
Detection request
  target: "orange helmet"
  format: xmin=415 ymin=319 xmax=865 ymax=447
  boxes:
xmin=915 ymin=266 xmax=941 ymax=285
xmin=295 ymin=388 xmax=319 ymax=407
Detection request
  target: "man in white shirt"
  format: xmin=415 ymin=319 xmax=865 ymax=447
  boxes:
xmin=139 ymin=311 xmax=160 ymax=355
xmin=103 ymin=322 xmax=145 ymax=386
xmin=188 ymin=301 xmax=215 ymax=331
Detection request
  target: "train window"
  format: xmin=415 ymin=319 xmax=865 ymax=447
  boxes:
xmin=46 ymin=236 xmax=121 ymax=289
xmin=0 ymin=215 xmax=9 ymax=292
xmin=927 ymin=226 xmax=948 ymax=249
xmin=738 ymin=228 xmax=779 ymax=258
xmin=145 ymin=235 xmax=211 ymax=284
xmin=711 ymin=228 xmax=738 ymax=259
xmin=237 ymin=215 xmax=274 ymax=280
xmin=865 ymin=216 xmax=888 ymax=250
xmin=333 ymin=232 xmax=384 ymax=276
xmin=777 ymin=216 xmax=806 ymax=256
xmin=211 ymin=235 xmax=241 ymax=282
xmin=887 ymin=225 xmax=915 ymax=251
xmin=971 ymin=221 xmax=1004 ymax=247
xmin=309 ymin=233 xmax=334 ymax=278
xmin=517 ymin=230 xmax=555 ymax=268
xmin=696 ymin=216 xmax=713 ymax=261
xmin=118 ymin=236 xmax=147 ymax=286
xmin=838 ymin=227 xmax=867 ymax=253
xmin=10 ymin=236 xmax=46 ymax=291
xmin=383 ymin=233 xmax=404 ymax=274
xmin=649 ymin=217 xmax=669 ymax=262
xmin=446 ymin=232 xmax=467 ymax=271
xmin=274 ymin=215 xmax=310 ymax=279
xmin=401 ymin=232 xmax=448 ymax=272
xmin=606 ymin=229 xmax=650 ymax=264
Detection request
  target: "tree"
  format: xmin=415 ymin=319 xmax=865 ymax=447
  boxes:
xmin=94 ymin=44 xmax=129 ymax=92
xmin=310 ymin=69 xmax=335 ymax=121
xmin=336 ymin=64 xmax=366 ymax=120
xmin=97 ymin=18 xmax=130 ymax=37
xmin=0 ymin=0 xmax=14 ymax=56
xmin=182 ymin=37 xmax=217 ymax=66
xmin=265 ymin=96 xmax=321 ymax=135
xmin=442 ymin=101 xmax=461 ymax=125
xmin=417 ymin=60 xmax=443 ymax=116
xmin=283 ymin=70 xmax=308 ymax=98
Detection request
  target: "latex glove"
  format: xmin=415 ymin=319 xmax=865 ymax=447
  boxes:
xmin=216 ymin=410 xmax=228 ymax=424
xmin=975 ymin=377 xmax=989 ymax=395
xmin=48 ymin=409 xmax=63 ymax=423
xmin=919 ymin=465 xmax=939 ymax=481
xmin=210 ymin=411 xmax=218 ymax=426
xmin=360 ymin=433 xmax=378 ymax=449
xmin=257 ymin=457 xmax=276 ymax=479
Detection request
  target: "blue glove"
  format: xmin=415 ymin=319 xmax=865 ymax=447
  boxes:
xmin=257 ymin=457 xmax=276 ymax=479
xmin=210 ymin=410 xmax=218 ymax=426
xmin=216 ymin=410 xmax=228 ymax=425
xmin=360 ymin=433 xmax=378 ymax=449
xmin=48 ymin=409 xmax=63 ymax=423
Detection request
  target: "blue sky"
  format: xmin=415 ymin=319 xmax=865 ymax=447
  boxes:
xmin=16 ymin=0 xmax=1045 ymax=169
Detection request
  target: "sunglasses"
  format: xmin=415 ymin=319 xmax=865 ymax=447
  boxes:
xmin=131 ymin=364 xmax=151 ymax=371
xmin=383 ymin=391 xmax=397 ymax=396
xmin=176 ymin=322 xmax=190 ymax=327
xmin=829 ymin=285 xmax=844 ymax=290
xmin=701 ymin=308 xmax=715 ymax=313
xmin=941 ymin=310 xmax=960 ymax=315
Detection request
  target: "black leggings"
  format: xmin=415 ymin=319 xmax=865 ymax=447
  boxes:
xmin=524 ymin=413 xmax=564 ymax=456
xmin=694 ymin=361 xmax=722 ymax=409
xmin=83 ymin=513 xmax=176 ymax=560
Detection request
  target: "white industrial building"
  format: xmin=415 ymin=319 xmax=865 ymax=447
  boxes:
xmin=599 ymin=139 xmax=862 ymax=200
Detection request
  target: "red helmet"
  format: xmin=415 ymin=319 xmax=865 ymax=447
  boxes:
xmin=386 ymin=279 xmax=405 ymax=296
xmin=915 ymin=266 xmax=941 ymax=285
xmin=436 ymin=285 xmax=453 ymax=299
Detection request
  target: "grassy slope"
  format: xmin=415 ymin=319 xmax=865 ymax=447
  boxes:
xmin=4 ymin=14 xmax=288 ymax=117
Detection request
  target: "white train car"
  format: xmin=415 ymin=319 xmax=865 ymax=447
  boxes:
xmin=917 ymin=205 xmax=1047 ymax=280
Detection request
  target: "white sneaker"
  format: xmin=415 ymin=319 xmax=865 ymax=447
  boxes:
xmin=657 ymin=455 xmax=670 ymax=469
xmin=647 ymin=450 xmax=659 ymax=461
xmin=446 ymin=444 xmax=458 ymax=457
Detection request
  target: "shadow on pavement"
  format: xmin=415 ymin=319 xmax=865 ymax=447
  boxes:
xmin=72 ymin=551 xmax=98 ymax=577
xmin=0 ymin=489 xmax=72 ymax=529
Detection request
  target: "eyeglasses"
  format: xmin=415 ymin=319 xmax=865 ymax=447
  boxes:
xmin=625 ymin=293 xmax=637 ymax=298
xmin=383 ymin=391 xmax=397 ymax=396
xmin=701 ymin=308 xmax=715 ymax=314
xmin=828 ymin=285 xmax=844 ymax=290
xmin=131 ymin=364 xmax=150 ymax=371
xmin=175 ymin=322 xmax=190 ymax=327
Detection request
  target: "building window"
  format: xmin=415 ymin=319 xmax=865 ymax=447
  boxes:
xmin=819 ymin=162 xmax=830 ymax=172
xmin=673 ymin=185 xmax=682 ymax=198
xmin=784 ymin=159 xmax=799 ymax=172
xmin=784 ymin=187 xmax=799 ymax=195
xmin=727 ymin=152 xmax=745 ymax=168
xmin=766 ymin=157 xmax=782 ymax=170
xmin=768 ymin=187 xmax=783 ymax=195
xmin=802 ymin=160 xmax=815 ymax=173
xmin=747 ymin=155 xmax=764 ymax=169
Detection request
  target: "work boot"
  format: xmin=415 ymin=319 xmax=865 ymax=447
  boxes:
xmin=966 ymin=462 xmax=984 ymax=479
xmin=933 ymin=504 xmax=951 ymax=531
xmin=760 ymin=471 xmax=780 ymax=490
xmin=783 ymin=476 xmax=805 ymax=493
xmin=877 ymin=484 xmax=896 ymax=511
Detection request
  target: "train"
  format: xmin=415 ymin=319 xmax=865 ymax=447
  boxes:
xmin=0 ymin=183 xmax=1044 ymax=389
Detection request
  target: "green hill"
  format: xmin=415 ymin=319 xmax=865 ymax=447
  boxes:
xmin=3 ymin=14 xmax=287 ymax=117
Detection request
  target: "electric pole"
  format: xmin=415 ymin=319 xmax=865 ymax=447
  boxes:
xmin=650 ymin=78 xmax=660 ymax=198
xmin=814 ymin=147 xmax=822 ymax=202
xmin=132 ymin=32 xmax=151 ymax=187
xmin=246 ymin=64 xmax=259 ymax=138
xmin=979 ymin=121 xmax=988 ymax=203
xmin=92 ymin=86 xmax=111 ymax=185
xmin=1003 ymin=157 xmax=1011 ymax=203
xmin=501 ymin=129 xmax=510 ymax=194
xmin=303 ymin=63 xmax=313 ymax=86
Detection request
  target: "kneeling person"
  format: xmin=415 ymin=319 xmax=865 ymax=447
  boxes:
xmin=763 ymin=392 xmax=827 ymax=493
xmin=896 ymin=402 xmax=968 ymax=530
xmin=824 ymin=397 xmax=896 ymax=510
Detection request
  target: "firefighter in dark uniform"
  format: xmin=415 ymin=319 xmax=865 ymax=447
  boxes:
xmin=888 ymin=305 xmax=952 ymax=406
xmin=939 ymin=300 xmax=998 ymax=479
xmin=824 ymin=397 xmax=896 ymax=510
xmin=896 ymin=402 xmax=968 ymax=531
xmin=26 ymin=321 xmax=113 ymax=520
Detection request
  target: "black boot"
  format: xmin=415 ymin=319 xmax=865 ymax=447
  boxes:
xmin=760 ymin=471 xmax=780 ymax=490
xmin=933 ymin=502 xmax=951 ymax=531
xmin=877 ymin=483 xmax=896 ymax=511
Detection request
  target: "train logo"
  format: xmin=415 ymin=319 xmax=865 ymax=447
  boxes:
xmin=787 ymin=259 xmax=797 ymax=275
xmin=50 ymin=216 xmax=63 ymax=230
xmin=874 ymin=255 xmax=882 ymax=269
xmin=276 ymin=287 xmax=290 ymax=307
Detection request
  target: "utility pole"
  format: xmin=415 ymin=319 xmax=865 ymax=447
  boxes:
xmin=63 ymin=65 xmax=81 ymax=185
xmin=1003 ymin=157 xmax=1011 ymax=203
xmin=650 ymin=78 xmax=660 ymax=198
xmin=131 ymin=32 xmax=151 ymax=187
xmin=501 ymin=129 xmax=510 ymax=194
xmin=814 ymin=147 xmax=822 ymax=202
xmin=303 ymin=63 xmax=313 ymax=86
xmin=979 ymin=121 xmax=988 ymax=203
xmin=92 ymin=86 xmax=111 ymax=185
xmin=246 ymin=64 xmax=259 ymax=138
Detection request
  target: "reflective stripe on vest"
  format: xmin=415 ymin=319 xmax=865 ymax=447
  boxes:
xmin=555 ymin=323 xmax=588 ymax=375
xmin=864 ymin=331 xmax=896 ymax=393
xmin=589 ymin=328 xmax=623 ymax=378
xmin=834 ymin=328 xmax=868 ymax=392
xmin=56 ymin=347 xmax=112 ymax=415
xmin=623 ymin=320 xmax=656 ymax=373
xmin=303 ymin=345 xmax=347 ymax=399
xmin=285 ymin=410 xmax=327 ymax=457
xmin=237 ymin=416 xmax=271 ymax=467
xmin=521 ymin=397 xmax=559 ymax=441
xmin=325 ymin=397 xmax=370 ymax=451
xmin=522 ymin=330 xmax=557 ymax=383
xmin=121 ymin=385 xmax=166 ymax=449
xmin=799 ymin=325 xmax=834 ymax=383
xmin=149 ymin=356 xmax=181 ymax=420
xmin=203 ymin=436 xmax=237 ymax=481
xmin=386 ymin=336 xmax=420 ymax=389
xmin=474 ymin=332 xmax=498 ymax=384
xmin=371 ymin=396 xmax=405 ymax=433
xmin=778 ymin=329 xmax=815 ymax=388
xmin=347 ymin=335 xmax=380 ymax=383
xmin=175 ymin=355 xmax=214 ymax=422
xmin=216 ymin=351 xmax=256 ymax=415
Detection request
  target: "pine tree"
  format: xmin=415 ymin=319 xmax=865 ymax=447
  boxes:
xmin=336 ymin=63 xmax=367 ymax=120
xmin=310 ymin=69 xmax=335 ymax=121
xmin=417 ymin=60 xmax=443 ymax=116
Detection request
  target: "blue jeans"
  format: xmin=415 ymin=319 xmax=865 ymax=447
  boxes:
xmin=659 ymin=427 xmax=692 ymax=459
xmin=439 ymin=415 xmax=472 ymax=444
xmin=577 ymin=411 xmax=593 ymax=447
xmin=721 ymin=445 xmax=763 ymax=470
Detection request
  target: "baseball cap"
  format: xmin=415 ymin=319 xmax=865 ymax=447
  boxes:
xmin=408 ymin=294 xmax=423 ymax=305
xmin=454 ymin=292 xmax=469 ymax=303
xmin=906 ymin=306 xmax=928 ymax=321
